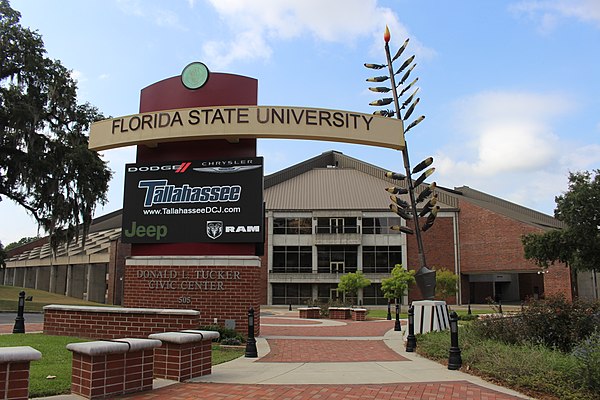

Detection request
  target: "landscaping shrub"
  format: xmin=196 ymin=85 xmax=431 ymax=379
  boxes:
xmin=472 ymin=296 xmax=600 ymax=352
xmin=220 ymin=337 xmax=243 ymax=346
xmin=198 ymin=325 xmax=245 ymax=343
xmin=572 ymin=329 xmax=600 ymax=392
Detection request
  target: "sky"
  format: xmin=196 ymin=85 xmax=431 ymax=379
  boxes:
xmin=1 ymin=0 xmax=600 ymax=246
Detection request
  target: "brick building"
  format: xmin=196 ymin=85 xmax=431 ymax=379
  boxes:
xmin=3 ymin=151 xmax=598 ymax=306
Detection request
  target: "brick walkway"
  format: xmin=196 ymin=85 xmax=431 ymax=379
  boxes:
xmin=0 ymin=322 xmax=43 ymax=334
xmin=262 ymin=317 xmax=322 ymax=325
xmin=258 ymin=339 xmax=409 ymax=362
xmin=120 ymin=381 xmax=524 ymax=400
xmin=261 ymin=319 xmax=398 ymax=337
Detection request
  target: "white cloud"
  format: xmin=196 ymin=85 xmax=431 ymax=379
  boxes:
xmin=116 ymin=0 xmax=186 ymax=30
xmin=71 ymin=69 xmax=86 ymax=84
xmin=202 ymin=0 xmax=434 ymax=68
xmin=510 ymin=0 xmax=600 ymax=31
xmin=433 ymin=90 xmax=594 ymax=214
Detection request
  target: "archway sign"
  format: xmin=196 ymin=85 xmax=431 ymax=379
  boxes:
xmin=88 ymin=62 xmax=405 ymax=337
xmin=89 ymin=105 xmax=404 ymax=151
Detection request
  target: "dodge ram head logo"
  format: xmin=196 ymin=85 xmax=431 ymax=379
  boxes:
xmin=206 ymin=221 xmax=223 ymax=240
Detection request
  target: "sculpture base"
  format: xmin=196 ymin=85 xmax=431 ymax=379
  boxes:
xmin=412 ymin=300 xmax=450 ymax=334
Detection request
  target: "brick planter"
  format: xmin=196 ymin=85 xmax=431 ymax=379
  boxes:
xmin=0 ymin=346 xmax=42 ymax=400
xmin=298 ymin=307 xmax=321 ymax=319
xmin=66 ymin=338 xmax=161 ymax=399
xmin=328 ymin=307 xmax=351 ymax=319
xmin=351 ymin=308 xmax=367 ymax=321
xmin=149 ymin=330 xmax=219 ymax=381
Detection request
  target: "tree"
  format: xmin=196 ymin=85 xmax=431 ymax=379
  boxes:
xmin=0 ymin=1 xmax=111 ymax=252
xmin=337 ymin=271 xmax=371 ymax=305
xmin=434 ymin=267 xmax=458 ymax=300
xmin=381 ymin=264 xmax=415 ymax=303
xmin=4 ymin=236 xmax=40 ymax=251
xmin=522 ymin=170 xmax=600 ymax=273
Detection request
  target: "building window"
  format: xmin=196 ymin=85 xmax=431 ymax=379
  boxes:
xmin=272 ymin=283 xmax=313 ymax=305
xmin=317 ymin=283 xmax=342 ymax=303
xmin=272 ymin=246 xmax=312 ymax=273
xmin=317 ymin=245 xmax=358 ymax=273
xmin=273 ymin=217 xmax=312 ymax=234
xmin=316 ymin=217 xmax=358 ymax=233
xmin=362 ymin=217 xmax=402 ymax=234
xmin=362 ymin=246 xmax=402 ymax=273
xmin=363 ymin=283 xmax=388 ymax=305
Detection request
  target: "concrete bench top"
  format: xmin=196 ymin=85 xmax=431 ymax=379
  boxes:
xmin=66 ymin=338 xmax=162 ymax=356
xmin=0 ymin=346 xmax=42 ymax=363
xmin=297 ymin=307 xmax=321 ymax=310
xmin=43 ymin=304 xmax=200 ymax=316
xmin=328 ymin=307 xmax=351 ymax=310
xmin=181 ymin=330 xmax=220 ymax=341
xmin=351 ymin=308 xmax=367 ymax=312
xmin=149 ymin=330 xmax=219 ymax=344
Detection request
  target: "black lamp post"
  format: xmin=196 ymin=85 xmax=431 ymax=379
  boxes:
xmin=13 ymin=291 xmax=26 ymax=334
xmin=447 ymin=311 xmax=462 ymax=370
xmin=387 ymin=299 xmax=392 ymax=320
xmin=406 ymin=305 xmax=416 ymax=352
xmin=394 ymin=299 xmax=401 ymax=331
xmin=245 ymin=307 xmax=258 ymax=358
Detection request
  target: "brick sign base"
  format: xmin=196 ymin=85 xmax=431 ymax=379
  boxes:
xmin=123 ymin=256 xmax=261 ymax=336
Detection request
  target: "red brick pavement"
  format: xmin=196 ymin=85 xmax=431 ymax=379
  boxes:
xmin=261 ymin=319 xmax=399 ymax=337
xmin=259 ymin=339 xmax=409 ymax=362
xmin=0 ymin=323 xmax=43 ymax=334
xmin=262 ymin=317 xmax=323 ymax=325
xmin=119 ymin=381 xmax=524 ymax=400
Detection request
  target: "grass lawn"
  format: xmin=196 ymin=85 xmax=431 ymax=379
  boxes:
xmin=0 ymin=333 xmax=245 ymax=398
xmin=0 ymin=285 xmax=110 ymax=312
xmin=416 ymin=324 xmax=597 ymax=400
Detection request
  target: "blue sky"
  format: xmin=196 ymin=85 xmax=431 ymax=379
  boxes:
xmin=2 ymin=0 xmax=600 ymax=245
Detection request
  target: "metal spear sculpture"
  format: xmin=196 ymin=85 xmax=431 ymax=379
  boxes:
xmin=366 ymin=26 xmax=437 ymax=299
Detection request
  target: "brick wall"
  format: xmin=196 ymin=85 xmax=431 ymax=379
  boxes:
xmin=0 ymin=361 xmax=31 ymax=400
xmin=123 ymin=257 xmax=262 ymax=336
xmin=458 ymin=200 xmax=572 ymax=301
xmin=43 ymin=307 xmax=200 ymax=339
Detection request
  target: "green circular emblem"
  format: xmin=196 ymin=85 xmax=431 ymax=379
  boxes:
xmin=181 ymin=62 xmax=210 ymax=90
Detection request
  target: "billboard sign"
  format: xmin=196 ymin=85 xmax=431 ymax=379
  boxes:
xmin=122 ymin=157 xmax=264 ymax=243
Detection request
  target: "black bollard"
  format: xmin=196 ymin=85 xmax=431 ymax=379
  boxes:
xmin=467 ymin=303 xmax=472 ymax=315
xmin=498 ymin=300 xmax=503 ymax=314
xmin=245 ymin=307 xmax=258 ymax=358
xmin=289 ymin=304 xmax=292 ymax=311
xmin=447 ymin=311 xmax=462 ymax=370
xmin=394 ymin=300 xmax=401 ymax=331
xmin=406 ymin=305 xmax=416 ymax=352
xmin=386 ymin=299 xmax=392 ymax=320
xmin=13 ymin=291 xmax=26 ymax=334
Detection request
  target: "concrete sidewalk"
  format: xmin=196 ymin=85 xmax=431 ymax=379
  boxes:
xmin=35 ymin=311 xmax=534 ymax=400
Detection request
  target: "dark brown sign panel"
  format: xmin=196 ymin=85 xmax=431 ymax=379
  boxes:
xmin=122 ymin=157 xmax=264 ymax=243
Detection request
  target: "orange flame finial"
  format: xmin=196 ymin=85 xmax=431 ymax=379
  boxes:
xmin=384 ymin=25 xmax=391 ymax=43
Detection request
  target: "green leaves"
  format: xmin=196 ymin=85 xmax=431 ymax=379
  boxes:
xmin=337 ymin=271 xmax=371 ymax=298
xmin=522 ymin=170 xmax=600 ymax=272
xmin=0 ymin=1 xmax=111 ymax=253
xmin=381 ymin=264 xmax=415 ymax=299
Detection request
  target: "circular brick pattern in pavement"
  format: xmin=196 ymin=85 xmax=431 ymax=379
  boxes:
xmin=261 ymin=319 xmax=399 ymax=337
xmin=120 ymin=381 xmax=525 ymax=400
xmin=261 ymin=317 xmax=323 ymax=325
xmin=258 ymin=339 xmax=409 ymax=362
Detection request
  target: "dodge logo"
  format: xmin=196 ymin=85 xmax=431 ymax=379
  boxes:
xmin=206 ymin=221 xmax=223 ymax=240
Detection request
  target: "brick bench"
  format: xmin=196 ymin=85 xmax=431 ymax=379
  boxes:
xmin=44 ymin=305 xmax=200 ymax=339
xmin=297 ymin=307 xmax=321 ymax=319
xmin=149 ymin=330 xmax=220 ymax=382
xmin=351 ymin=308 xmax=367 ymax=321
xmin=328 ymin=307 xmax=352 ymax=319
xmin=0 ymin=346 xmax=42 ymax=400
xmin=66 ymin=338 xmax=162 ymax=399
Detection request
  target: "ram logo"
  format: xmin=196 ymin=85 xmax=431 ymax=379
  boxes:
xmin=206 ymin=221 xmax=223 ymax=240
